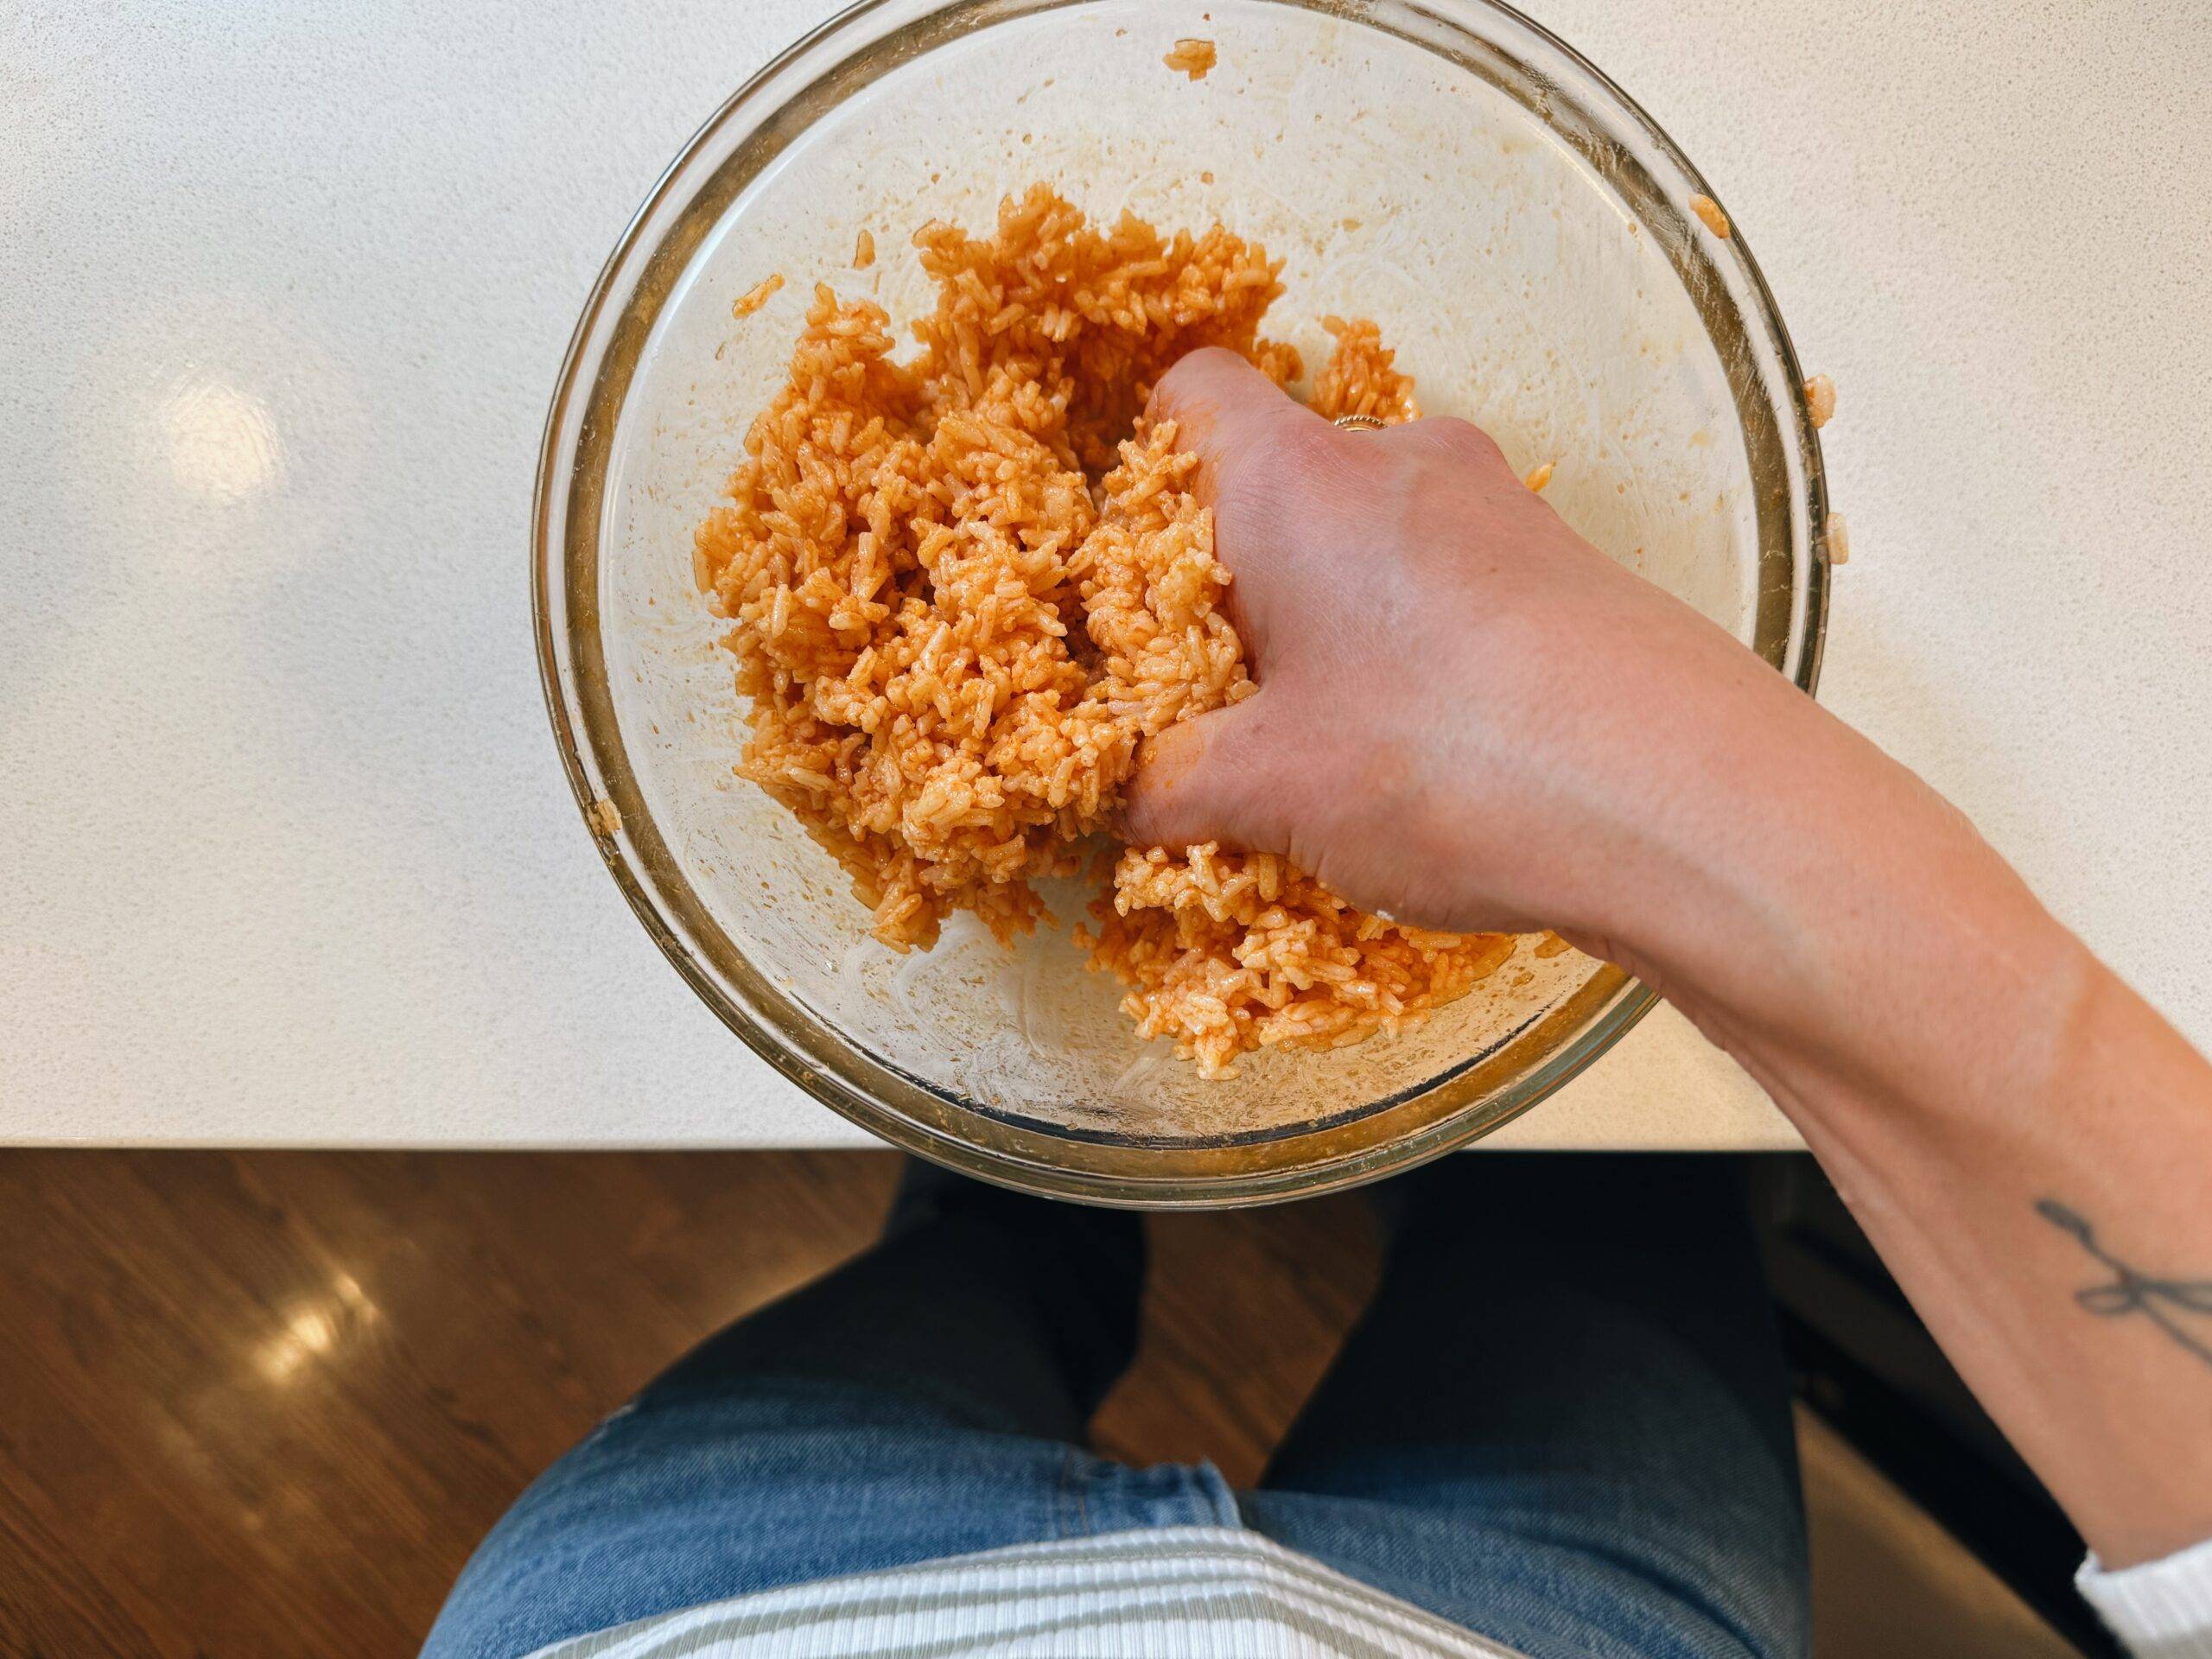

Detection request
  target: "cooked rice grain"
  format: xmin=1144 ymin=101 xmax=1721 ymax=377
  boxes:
xmin=694 ymin=186 xmax=1514 ymax=1075
xmin=1164 ymin=38 xmax=1218 ymax=79
xmin=1804 ymin=372 xmax=1835 ymax=429
xmin=732 ymin=272 xmax=785 ymax=317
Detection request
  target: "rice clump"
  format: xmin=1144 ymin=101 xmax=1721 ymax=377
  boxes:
xmin=693 ymin=185 xmax=1516 ymax=1076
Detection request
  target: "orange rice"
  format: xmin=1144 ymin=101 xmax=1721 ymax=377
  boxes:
xmin=694 ymin=186 xmax=1515 ymax=1075
xmin=1163 ymin=38 xmax=1218 ymax=80
xmin=731 ymin=272 xmax=785 ymax=317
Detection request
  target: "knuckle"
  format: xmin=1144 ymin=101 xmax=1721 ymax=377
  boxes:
xmin=1246 ymin=410 xmax=1338 ymax=481
xmin=1410 ymin=414 xmax=1507 ymax=470
xmin=1217 ymin=420 xmax=1326 ymax=540
xmin=1150 ymin=346 xmax=1243 ymax=415
xmin=1182 ymin=343 xmax=1247 ymax=375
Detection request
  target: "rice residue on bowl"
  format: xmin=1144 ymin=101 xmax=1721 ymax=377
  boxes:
xmin=693 ymin=185 xmax=1516 ymax=1075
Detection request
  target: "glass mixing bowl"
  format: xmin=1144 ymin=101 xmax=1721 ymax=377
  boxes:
xmin=535 ymin=0 xmax=1833 ymax=1205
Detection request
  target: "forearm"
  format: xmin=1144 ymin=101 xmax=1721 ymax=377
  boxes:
xmin=1781 ymin=957 xmax=2212 ymax=1569
xmin=1616 ymin=693 xmax=2212 ymax=1567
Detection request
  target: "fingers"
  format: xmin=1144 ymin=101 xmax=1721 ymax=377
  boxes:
xmin=1149 ymin=349 xmax=1342 ymax=658
xmin=1150 ymin=352 xmax=1521 ymax=505
xmin=1146 ymin=347 xmax=1327 ymax=505
xmin=1118 ymin=693 xmax=1286 ymax=856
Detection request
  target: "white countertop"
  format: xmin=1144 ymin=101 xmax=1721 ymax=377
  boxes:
xmin=4 ymin=0 xmax=2207 ymax=1150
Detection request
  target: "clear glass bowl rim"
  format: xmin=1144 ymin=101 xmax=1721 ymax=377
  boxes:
xmin=533 ymin=0 xmax=1834 ymax=1208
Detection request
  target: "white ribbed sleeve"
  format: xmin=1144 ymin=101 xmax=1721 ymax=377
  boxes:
xmin=524 ymin=1527 xmax=1523 ymax=1659
xmin=2081 ymin=1539 xmax=2212 ymax=1657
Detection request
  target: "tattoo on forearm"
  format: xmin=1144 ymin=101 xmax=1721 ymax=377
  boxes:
xmin=2036 ymin=1199 xmax=2212 ymax=1367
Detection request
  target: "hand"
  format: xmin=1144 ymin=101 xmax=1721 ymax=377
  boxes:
xmin=1121 ymin=346 xmax=1829 ymax=971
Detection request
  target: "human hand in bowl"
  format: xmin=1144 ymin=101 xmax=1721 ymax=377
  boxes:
xmin=1125 ymin=346 xmax=1857 ymax=981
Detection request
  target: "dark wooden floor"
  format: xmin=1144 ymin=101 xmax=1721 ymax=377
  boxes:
xmin=0 ymin=1150 xmax=2070 ymax=1658
xmin=0 ymin=1150 xmax=1376 ymax=1658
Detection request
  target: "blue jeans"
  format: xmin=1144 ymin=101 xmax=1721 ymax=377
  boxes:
xmin=424 ymin=1155 xmax=1808 ymax=1659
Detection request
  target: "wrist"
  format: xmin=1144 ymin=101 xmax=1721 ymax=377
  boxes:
xmin=1629 ymin=723 xmax=2090 ymax=1136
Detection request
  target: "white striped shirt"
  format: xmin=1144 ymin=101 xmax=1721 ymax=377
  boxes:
xmin=527 ymin=1527 xmax=1521 ymax=1659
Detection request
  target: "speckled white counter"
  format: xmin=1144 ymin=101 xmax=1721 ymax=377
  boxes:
xmin=3 ymin=0 xmax=2206 ymax=1149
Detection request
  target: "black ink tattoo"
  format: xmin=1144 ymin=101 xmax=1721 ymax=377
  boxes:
xmin=2036 ymin=1198 xmax=2212 ymax=1367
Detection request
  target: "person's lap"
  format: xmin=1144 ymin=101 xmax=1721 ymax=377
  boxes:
xmin=1236 ymin=1156 xmax=1808 ymax=1658
xmin=423 ymin=1156 xmax=1808 ymax=1659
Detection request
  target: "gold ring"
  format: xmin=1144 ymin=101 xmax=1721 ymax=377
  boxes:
xmin=1332 ymin=413 xmax=1387 ymax=432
